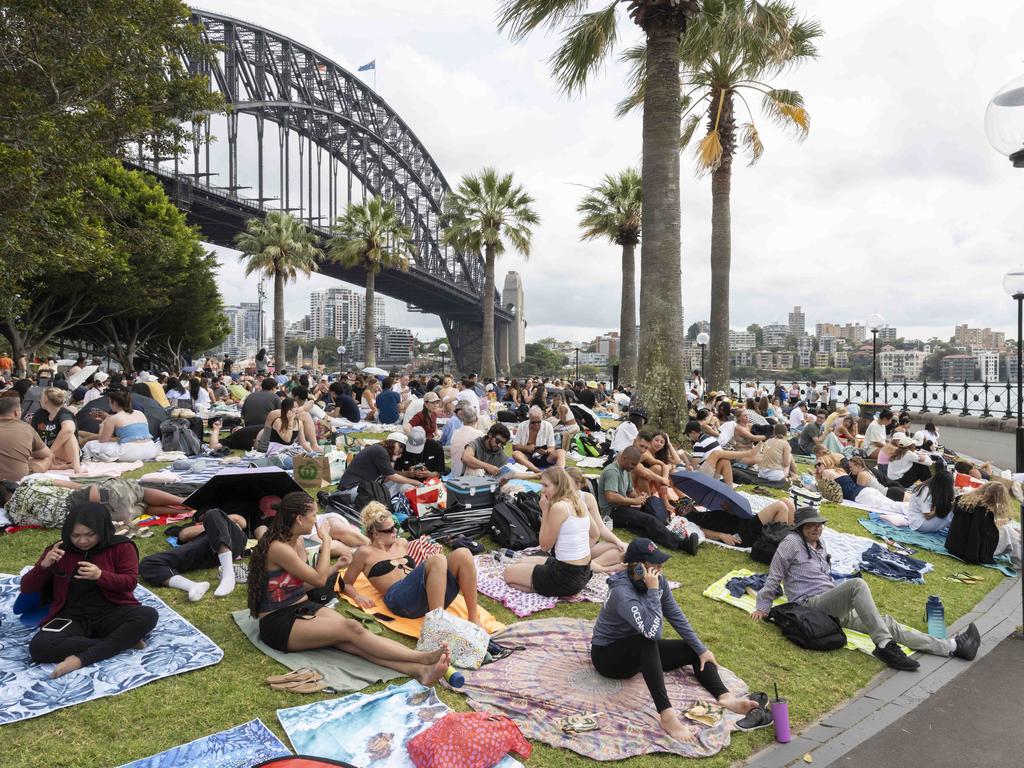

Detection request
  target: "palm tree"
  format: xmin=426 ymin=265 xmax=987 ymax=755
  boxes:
xmin=329 ymin=195 xmax=415 ymax=367
xmin=620 ymin=1 xmax=821 ymax=390
xmin=498 ymin=0 xmax=698 ymax=431
xmin=234 ymin=211 xmax=323 ymax=369
xmin=577 ymin=169 xmax=642 ymax=385
xmin=442 ymin=168 xmax=539 ymax=379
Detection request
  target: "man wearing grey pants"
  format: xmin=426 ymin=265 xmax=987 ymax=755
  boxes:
xmin=751 ymin=507 xmax=981 ymax=671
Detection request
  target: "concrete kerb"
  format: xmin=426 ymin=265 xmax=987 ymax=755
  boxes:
xmin=741 ymin=574 xmax=1022 ymax=768
xmin=903 ymin=410 xmax=1017 ymax=433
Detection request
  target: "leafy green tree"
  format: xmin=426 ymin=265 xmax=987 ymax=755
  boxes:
xmin=619 ymin=0 xmax=821 ymax=391
xmin=235 ymin=211 xmax=323 ymax=369
xmin=747 ymin=323 xmax=764 ymax=348
xmin=498 ymin=0 xmax=696 ymax=431
xmin=442 ymin=168 xmax=539 ymax=379
xmin=0 ymin=0 xmax=219 ymax=317
xmin=329 ymin=196 xmax=415 ymax=367
xmin=514 ymin=342 xmax=565 ymax=376
xmin=686 ymin=322 xmax=702 ymax=341
xmin=577 ymin=168 xmax=642 ymax=385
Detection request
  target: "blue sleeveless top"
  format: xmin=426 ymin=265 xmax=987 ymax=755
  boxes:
xmin=115 ymin=421 xmax=151 ymax=443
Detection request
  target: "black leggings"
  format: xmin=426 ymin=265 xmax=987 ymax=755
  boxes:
xmin=891 ymin=462 xmax=932 ymax=488
xmin=30 ymin=604 xmax=158 ymax=668
xmin=591 ymin=635 xmax=728 ymax=713
xmin=609 ymin=506 xmax=680 ymax=550
xmin=140 ymin=508 xmax=247 ymax=585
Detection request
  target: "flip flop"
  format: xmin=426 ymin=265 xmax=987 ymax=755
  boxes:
xmin=945 ymin=571 xmax=983 ymax=584
xmin=266 ymin=668 xmax=323 ymax=685
xmin=558 ymin=713 xmax=601 ymax=734
xmin=269 ymin=679 xmax=336 ymax=694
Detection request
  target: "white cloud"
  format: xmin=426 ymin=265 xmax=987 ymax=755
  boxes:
xmin=195 ymin=0 xmax=1024 ymax=347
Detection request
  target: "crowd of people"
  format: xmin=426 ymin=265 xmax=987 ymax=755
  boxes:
xmin=1 ymin=356 xmax=1020 ymax=744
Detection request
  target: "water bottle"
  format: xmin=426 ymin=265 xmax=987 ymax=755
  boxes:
xmin=925 ymin=595 xmax=946 ymax=639
xmin=444 ymin=666 xmax=465 ymax=688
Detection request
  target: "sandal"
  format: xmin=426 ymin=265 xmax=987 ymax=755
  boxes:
xmin=558 ymin=713 xmax=601 ymax=734
xmin=269 ymin=679 xmax=337 ymax=694
xmin=945 ymin=571 xmax=983 ymax=584
xmin=266 ymin=667 xmax=323 ymax=685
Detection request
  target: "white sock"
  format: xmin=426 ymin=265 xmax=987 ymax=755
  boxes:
xmin=214 ymin=551 xmax=236 ymax=597
xmin=167 ymin=575 xmax=209 ymax=602
xmin=947 ymin=638 xmax=958 ymax=654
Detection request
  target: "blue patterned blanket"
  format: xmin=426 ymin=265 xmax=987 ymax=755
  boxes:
xmin=0 ymin=574 xmax=223 ymax=725
xmin=118 ymin=719 xmax=290 ymax=768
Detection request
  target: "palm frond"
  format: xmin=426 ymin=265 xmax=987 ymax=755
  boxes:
xmin=442 ymin=168 xmax=539 ymax=260
xmin=696 ymin=130 xmax=723 ymax=172
xmin=679 ymin=114 xmax=702 ymax=150
xmin=549 ymin=1 xmax=619 ymax=96
xmin=762 ymin=88 xmax=809 ymax=137
xmin=740 ymin=122 xmax=764 ymax=165
xmin=496 ymin=0 xmax=591 ymax=41
xmin=576 ymin=168 xmax=641 ymax=244
xmin=614 ymin=43 xmax=647 ymax=117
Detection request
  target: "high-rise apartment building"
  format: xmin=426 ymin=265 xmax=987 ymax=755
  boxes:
xmin=955 ymin=325 xmax=1005 ymax=350
xmin=309 ymin=287 xmax=385 ymax=342
xmin=788 ymin=305 xmax=806 ymax=337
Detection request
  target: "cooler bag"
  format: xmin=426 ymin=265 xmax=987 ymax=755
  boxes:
xmin=445 ymin=476 xmax=499 ymax=511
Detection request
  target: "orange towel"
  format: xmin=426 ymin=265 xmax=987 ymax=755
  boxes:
xmin=336 ymin=573 xmax=505 ymax=638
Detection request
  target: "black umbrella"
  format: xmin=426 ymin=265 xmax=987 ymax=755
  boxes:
xmin=75 ymin=393 xmax=168 ymax=438
xmin=182 ymin=466 xmax=304 ymax=516
xmin=671 ymin=470 xmax=755 ymax=518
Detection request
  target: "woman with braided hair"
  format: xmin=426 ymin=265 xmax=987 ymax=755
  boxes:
xmin=247 ymin=492 xmax=451 ymax=683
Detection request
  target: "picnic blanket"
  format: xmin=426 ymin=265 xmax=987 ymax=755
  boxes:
xmin=857 ymin=516 xmax=1017 ymax=576
xmin=278 ymin=679 xmax=523 ymax=768
xmin=473 ymin=552 xmax=611 ymax=617
xmin=0 ymin=574 xmax=222 ymax=725
xmin=703 ymin=569 xmax=907 ymax=656
xmin=47 ymin=460 xmax=144 ymax=478
xmin=165 ymin=457 xmax=234 ymax=485
xmin=231 ymin=609 xmax=402 ymax=692
xmin=461 ymin=617 xmax=748 ymax=760
xmin=336 ymin=573 xmax=505 ymax=638
xmin=118 ymin=719 xmax=290 ymax=768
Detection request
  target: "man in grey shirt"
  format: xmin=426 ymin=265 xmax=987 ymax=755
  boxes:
xmin=752 ymin=507 xmax=980 ymax=670
xmin=241 ymin=378 xmax=280 ymax=426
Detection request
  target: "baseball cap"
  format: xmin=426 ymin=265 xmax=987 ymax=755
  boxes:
xmin=93 ymin=372 xmax=109 ymax=383
xmin=406 ymin=426 xmax=426 ymax=454
xmin=891 ymin=433 xmax=916 ymax=448
xmin=623 ymin=538 xmax=671 ymax=564
xmin=386 ymin=431 xmax=409 ymax=446
xmin=423 ymin=391 xmax=440 ymax=403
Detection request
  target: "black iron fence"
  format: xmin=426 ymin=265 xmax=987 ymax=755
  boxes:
xmin=699 ymin=380 xmax=1019 ymax=419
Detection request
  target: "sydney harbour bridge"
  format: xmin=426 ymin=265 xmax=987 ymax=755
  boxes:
xmin=130 ymin=8 xmax=526 ymax=373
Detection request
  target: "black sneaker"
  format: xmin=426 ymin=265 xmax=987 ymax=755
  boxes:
xmin=748 ymin=692 xmax=769 ymax=709
xmin=953 ymin=622 xmax=981 ymax=661
xmin=736 ymin=705 xmax=774 ymax=731
xmin=872 ymin=641 xmax=920 ymax=671
xmin=681 ymin=532 xmax=700 ymax=556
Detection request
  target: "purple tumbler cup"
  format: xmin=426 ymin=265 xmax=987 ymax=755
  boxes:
xmin=771 ymin=699 xmax=791 ymax=743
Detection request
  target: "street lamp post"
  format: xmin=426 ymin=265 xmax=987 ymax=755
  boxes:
xmin=866 ymin=314 xmax=886 ymax=402
xmin=696 ymin=332 xmax=709 ymax=383
xmin=573 ymin=345 xmax=581 ymax=382
xmin=1003 ymin=273 xmax=1024 ymax=473
xmin=439 ymin=343 xmax=449 ymax=376
xmin=336 ymin=345 xmax=346 ymax=374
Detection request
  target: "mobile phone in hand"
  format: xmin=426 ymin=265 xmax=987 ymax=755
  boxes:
xmin=42 ymin=618 xmax=72 ymax=632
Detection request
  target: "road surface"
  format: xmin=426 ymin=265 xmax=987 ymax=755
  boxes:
xmin=926 ymin=425 xmax=1015 ymax=470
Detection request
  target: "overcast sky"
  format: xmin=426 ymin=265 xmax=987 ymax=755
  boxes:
xmin=198 ymin=0 xmax=1024 ymax=346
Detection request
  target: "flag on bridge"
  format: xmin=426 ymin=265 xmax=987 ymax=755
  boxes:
xmin=358 ymin=60 xmax=375 ymax=72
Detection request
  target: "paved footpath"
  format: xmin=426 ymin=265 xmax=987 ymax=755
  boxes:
xmin=743 ymin=576 xmax=1023 ymax=768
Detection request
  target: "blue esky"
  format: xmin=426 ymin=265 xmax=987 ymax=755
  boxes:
xmin=198 ymin=0 xmax=1024 ymax=345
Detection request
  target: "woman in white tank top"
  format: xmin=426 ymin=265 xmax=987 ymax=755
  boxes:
xmin=503 ymin=467 xmax=595 ymax=597
xmin=567 ymin=467 xmax=627 ymax=572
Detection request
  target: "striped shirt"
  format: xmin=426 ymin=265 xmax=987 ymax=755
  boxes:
xmin=691 ymin=434 xmax=720 ymax=463
xmin=755 ymin=533 xmax=834 ymax=613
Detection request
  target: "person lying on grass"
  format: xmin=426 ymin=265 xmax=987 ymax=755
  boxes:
xmin=248 ymin=492 xmax=451 ymax=684
xmin=22 ymin=501 xmax=158 ymax=678
xmin=567 ymin=466 xmax=626 ymax=573
xmin=681 ymin=496 xmax=795 ymax=548
xmin=591 ymin=538 xmax=773 ymax=741
xmin=344 ymin=501 xmax=485 ymax=628
xmin=751 ymin=506 xmax=980 ymax=671
xmin=502 ymin=467 xmax=595 ymax=597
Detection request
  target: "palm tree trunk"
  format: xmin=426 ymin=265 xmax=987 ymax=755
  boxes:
xmin=273 ymin=269 xmax=285 ymax=372
xmin=636 ymin=4 xmax=689 ymax=431
xmin=481 ymin=244 xmax=497 ymax=379
xmin=364 ymin=269 xmax=376 ymax=367
xmin=619 ymin=241 xmax=638 ymax=385
xmin=708 ymin=92 xmax=736 ymax=392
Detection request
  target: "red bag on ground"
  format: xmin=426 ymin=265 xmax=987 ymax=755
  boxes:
xmin=406 ymin=712 xmax=532 ymax=768
xmin=404 ymin=477 xmax=447 ymax=515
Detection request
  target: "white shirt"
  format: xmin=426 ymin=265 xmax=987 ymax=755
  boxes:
xmin=863 ymin=421 xmax=887 ymax=452
xmin=610 ymin=421 xmax=638 ymax=454
xmin=741 ymin=385 xmax=756 ymax=400
xmin=83 ymin=387 xmax=103 ymax=405
xmin=789 ymin=407 xmax=805 ymax=431
xmin=457 ymin=388 xmax=479 ymax=413
xmin=914 ymin=429 xmax=940 ymax=447
xmin=450 ymin=425 xmax=484 ymax=477
xmin=717 ymin=421 xmax=737 ymax=449
xmin=514 ymin=419 xmax=556 ymax=450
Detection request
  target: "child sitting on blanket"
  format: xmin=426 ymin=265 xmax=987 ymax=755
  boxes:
xmin=591 ymin=539 xmax=773 ymax=740
xmin=247 ymin=492 xmax=452 ymax=683
xmin=344 ymin=501 xmax=485 ymax=628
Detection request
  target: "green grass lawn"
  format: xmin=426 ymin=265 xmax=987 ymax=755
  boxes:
xmin=0 ymin=458 xmax=1007 ymax=768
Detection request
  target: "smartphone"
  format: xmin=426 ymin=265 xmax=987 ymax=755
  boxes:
xmin=42 ymin=618 xmax=72 ymax=633
xmin=632 ymin=563 xmax=645 ymax=580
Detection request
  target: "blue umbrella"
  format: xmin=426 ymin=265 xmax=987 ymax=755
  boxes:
xmin=671 ymin=470 xmax=754 ymax=519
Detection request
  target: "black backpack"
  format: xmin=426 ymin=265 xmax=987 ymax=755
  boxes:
xmin=513 ymin=491 xmax=543 ymax=530
xmin=945 ymin=499 xmax=999 ymax=564
xmin=354 ymin=478 xmax=393 ymax=514
xmin=768 ymin=602 xmax=847 ymax=651
xmin=490 ymin=497 xmax=540 ymax=550
xmin=160 ymin=418 xmax=202 ymax=455
xmin=751 ymin=523 xmax=793 ymax=564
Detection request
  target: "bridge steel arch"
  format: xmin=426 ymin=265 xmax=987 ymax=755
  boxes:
xmin=133 ymin=8 xmax=517 ymax=373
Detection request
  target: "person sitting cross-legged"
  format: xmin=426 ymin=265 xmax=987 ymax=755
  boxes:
xmin=751 ymin=507 xmax=981 ymax=670
xmin=591 ymin=538 xmax=772 ymax=741
xmin=682 ymin=420 xmax=761 ymax=486
xmin=511 ymin=406 xmax=566 ymax=472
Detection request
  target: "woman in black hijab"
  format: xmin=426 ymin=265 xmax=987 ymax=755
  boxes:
xmin=20 ymin=502 xmax=158 ymax=678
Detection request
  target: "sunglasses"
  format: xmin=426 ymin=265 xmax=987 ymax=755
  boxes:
xmin=375 ymin=526 xmax=397 ymax=535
